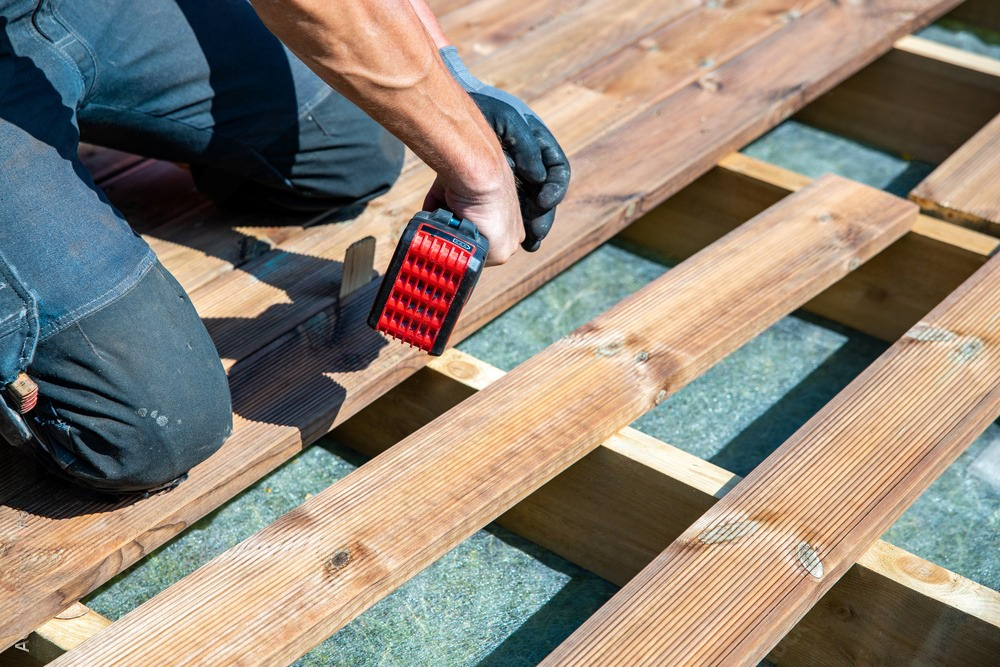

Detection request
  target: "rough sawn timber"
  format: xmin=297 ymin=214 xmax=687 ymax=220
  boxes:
xmin=50 ymin=177 xmax=916 ymax=666
xmin=0 ymin=0 xmax=960 ymax=650
xmin=543 ymin=256 xmax=1000 ymax=667
xmin=910 ymin=112 xmax=1000 ymax=235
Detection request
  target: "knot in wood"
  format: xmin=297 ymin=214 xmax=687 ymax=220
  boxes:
xmin=325 ymin=548 xmax=352 ymax=574
xmin=697 ymin=519 xmax=759 ymax=544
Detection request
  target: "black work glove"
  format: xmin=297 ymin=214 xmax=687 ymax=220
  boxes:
xmin=441 ymin=46 xmax=571 ymax=252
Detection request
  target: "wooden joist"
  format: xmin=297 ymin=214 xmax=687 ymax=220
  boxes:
xmin=798 ymin=35 xmax=1000 ymax=163
xmin=910 ymin=112 xmax=1000 ymax=234
xmin=543 ymin=254 xmax=1000 ymax=666
xmin=50 ymin=177 xmax=916 ymax=665
xmin=21 ymin=346 xmax=998 ymax=665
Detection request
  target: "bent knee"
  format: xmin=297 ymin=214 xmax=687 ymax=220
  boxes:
xmin=263 ymin=125 xmax=405 ymax=212
xmin=32 ymin=395 xmax=232 ymax=492
xmin=27 ymin=262 xmax=233 ymax=493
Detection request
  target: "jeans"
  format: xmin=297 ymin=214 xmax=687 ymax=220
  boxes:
xmin=0 ymin=0 xmax=404 ymax=493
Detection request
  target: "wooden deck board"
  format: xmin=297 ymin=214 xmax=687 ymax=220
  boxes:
xmin=0 ymin=0 xmax=960 ymax=652
xmin=20 ymin=348 xmax=999 ymax=665
xmin=543 ymin=255 xmax=1000 ymax=666
xmin=340 ymin=350 xmax=1000 ymax=667
xmin=620 ymin=152 xmax=1000 ymax=341
xmin=49 ymin=177 xmax=916 ymax=666
xmin=910 ymin=112 xmax=1000 ymax=234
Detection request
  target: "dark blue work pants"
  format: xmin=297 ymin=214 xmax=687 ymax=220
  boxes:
xmin=0 ymin=0 xmax=404 ymax=493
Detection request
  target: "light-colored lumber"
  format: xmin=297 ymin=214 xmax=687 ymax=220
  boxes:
xmin=798 ymin=35 xmax=1000 ymax=163
xmin=911 ymin=112 xmax=1000 ymax=234
xmin=51 ymin=177 xmax=916 ymax=666
xmin=4 ymin=604 xmax=111 ymax=664
xmin=620 ymin=152 xmax=1000 ymax=341
xmin=340 ymin=348 xmax=1000 ymax=666
xmin=544 ymin=254 xmax=1000 ymax=667
xmin=1 ymin=0 xmax=957 ymax=650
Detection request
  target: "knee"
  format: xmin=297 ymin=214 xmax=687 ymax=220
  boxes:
xmin=275 ymin=123 xmax=405 ymax=212
xmin=32 ymin=382 xmax=232 ymax=492
xmin=26 ymin=262 xmax=233 ymax=493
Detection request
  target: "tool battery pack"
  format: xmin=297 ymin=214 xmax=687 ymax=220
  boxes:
xmin=368 ymin=209 xmax=489 ymax=356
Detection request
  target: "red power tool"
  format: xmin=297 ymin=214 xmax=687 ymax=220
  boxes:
xmin=368 ymin=209 xmax=489 ymax=356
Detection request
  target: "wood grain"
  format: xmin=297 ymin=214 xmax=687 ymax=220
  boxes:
xmin=10 ymin=603 xmax=111 ymax=664
xmin=339 ymin=348 xmax=1000 ymax=667
xmin=0 ymin=0 xmax=958 ymax=651
xmin=543 ymin=254 xmax=1000 ymax=667
xmin=798 ymin=35 xmax=1000 ymax=163
xmin=18 ymin=345 xmax=999 ymax=666
xmin=50 ymin=177 xmax=916 ymax=666
xmin=911 ymin=112 xmax=1000 ymax=234
xmin=620 ymin=152 xmax=1000 ymax=341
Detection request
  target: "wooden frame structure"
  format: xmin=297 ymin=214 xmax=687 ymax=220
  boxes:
xmin=2 ymin=0 xmax=999 ymax=664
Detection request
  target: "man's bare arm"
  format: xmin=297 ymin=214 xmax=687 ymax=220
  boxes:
xmin=250 ymin=0 xmax=524 ymax=262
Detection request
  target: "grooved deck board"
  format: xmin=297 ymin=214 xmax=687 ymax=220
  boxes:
xmin=619 ymin=152 xmax=1000 ymax=341
xmin=335 ymin=349 xmax=1000 ymax=667
xmin=0 ymin=0 xmax=958 ymax=651
xmin=50 ymin=177 xmax=916 ymax=666
xmin=543 ymin=255 xmax=1000 ymax=667
xmin=911 ymin=112 xmax=1000 ymax=234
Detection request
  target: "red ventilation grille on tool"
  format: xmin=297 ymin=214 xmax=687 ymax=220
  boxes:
xmin=376 ymin=227 xmax=473 ymax=352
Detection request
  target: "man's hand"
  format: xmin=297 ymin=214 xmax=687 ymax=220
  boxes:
xmin=440 ymin=47 xmax=571 ymax=252
xmin=423 ymin=165 xmax=524 ymax=266
xmin=251 ymin=0 xmax=538 ymax=264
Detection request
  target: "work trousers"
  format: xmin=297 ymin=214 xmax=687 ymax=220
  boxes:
xmin=0 ymin=0 xmax=404 ymax=493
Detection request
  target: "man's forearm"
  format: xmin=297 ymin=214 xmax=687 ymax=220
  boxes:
xmin=250 ymin=0 xmax=503 ymax=192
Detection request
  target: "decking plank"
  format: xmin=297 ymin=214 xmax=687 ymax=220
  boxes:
xmin=910 ymin=112 xmax=1000 ymax=234
xmin=543 ymin=254 xmax=1000 ymax=666
xmin=22 ymin=348 xmax=998 ymax=665
xmin=341 ymin=349 xmax=1000 ymax=667
xmin=620 ymin=152 xmax=1000 ymax=341
xmin=0 ymin=0 xmax=958 ymax=651
xmin=50 ymin=177 xmax=916 ymax=666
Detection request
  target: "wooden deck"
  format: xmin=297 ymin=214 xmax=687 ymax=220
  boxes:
xmin=3 ymin=0 xmax=999 ymax=664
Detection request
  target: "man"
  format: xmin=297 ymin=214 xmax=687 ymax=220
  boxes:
xmin=0 ymin=0 xmax=569 ymax=497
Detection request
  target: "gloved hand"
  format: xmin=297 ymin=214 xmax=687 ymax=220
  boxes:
xmin=440 ymin=46 xmax=570 ymax=252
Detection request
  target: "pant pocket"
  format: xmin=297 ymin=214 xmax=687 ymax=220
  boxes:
xmin=0 ymin=259 xmax=38 ymax=385
xmin=30 ymin=0 xmax=95 ymax=101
